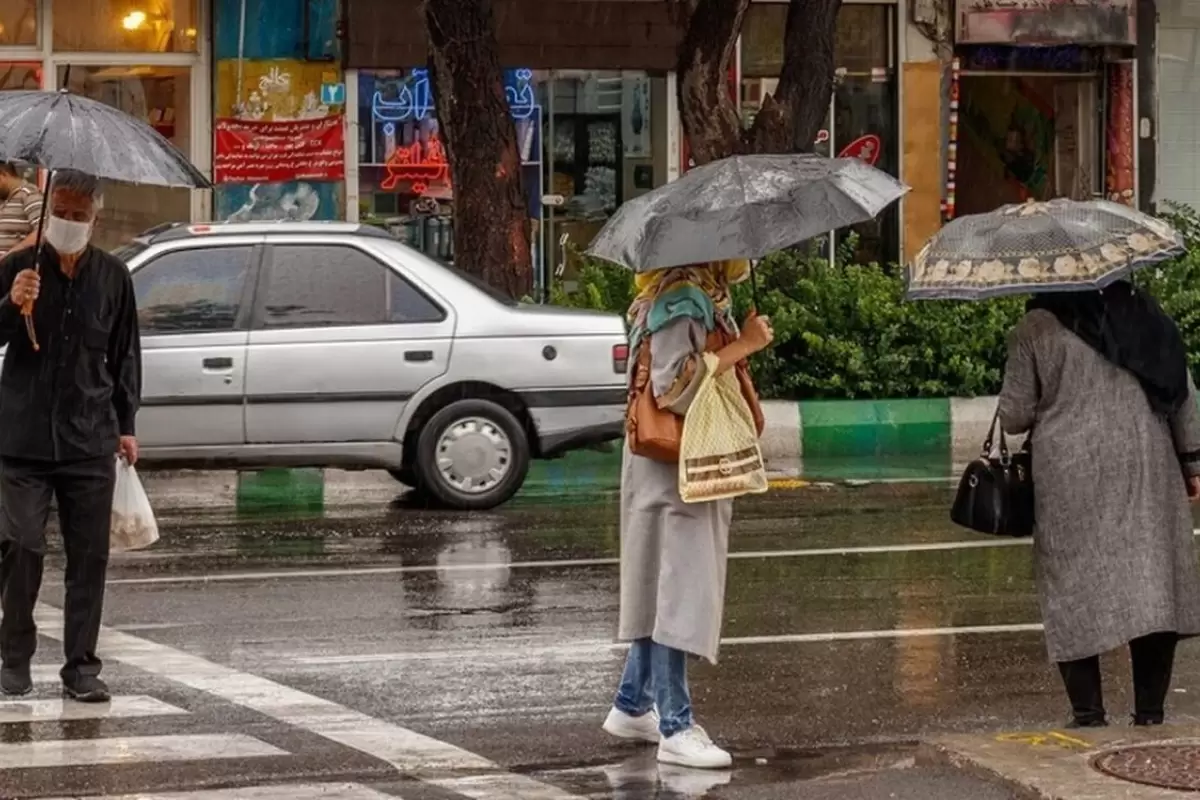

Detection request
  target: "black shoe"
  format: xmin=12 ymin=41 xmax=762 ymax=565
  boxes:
xmin=0 ymin=664 xmax=31 ymax=696
xmin=1065 ymin=717 xmax=1108 ymax=729
xmin=1133 ymin=713 xmax=1165 ymax=726
xmin=62 ymin=674 xmax=110 ymax=703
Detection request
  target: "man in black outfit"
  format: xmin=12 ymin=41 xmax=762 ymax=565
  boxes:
xmin=0 ymin=170 xmax=140 ymax=702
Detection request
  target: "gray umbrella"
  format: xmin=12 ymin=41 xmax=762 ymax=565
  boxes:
xmin=586 ymin=153 xmax=909 ymax=271
xmin=0 ymin=89 xmax=210 ymax=188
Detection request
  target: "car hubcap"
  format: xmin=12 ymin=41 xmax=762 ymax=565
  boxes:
xmin=435 ymin=417 xmax=512 ymax=494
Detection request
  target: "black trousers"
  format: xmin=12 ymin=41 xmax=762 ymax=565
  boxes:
xmin=0 ymin=456 xmax=115 ymax=679
xmin=1058 ymin=632 xmax=1179 ymax=725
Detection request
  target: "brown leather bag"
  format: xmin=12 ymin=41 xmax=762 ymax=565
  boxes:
xmin=626 ymin=327 xmax=765 ymax=463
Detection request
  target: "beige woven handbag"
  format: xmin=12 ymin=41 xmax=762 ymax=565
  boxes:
xmin=678 ymin=353 xmax=769 ymax=503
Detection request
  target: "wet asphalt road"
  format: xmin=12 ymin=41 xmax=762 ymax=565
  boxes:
xmin=11 ymin=477 xmax=1189 ymax=799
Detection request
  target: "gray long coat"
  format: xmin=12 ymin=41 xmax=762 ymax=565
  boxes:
xmin=999 ymin=309 xmax=1200 ymax=663
xmin=618 ymin=316 xmax=732 ymax=664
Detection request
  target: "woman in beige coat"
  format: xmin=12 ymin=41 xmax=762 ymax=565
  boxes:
xmin=600 ymin=261 xmax=772 ymax=769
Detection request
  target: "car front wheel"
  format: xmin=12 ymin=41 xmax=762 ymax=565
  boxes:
xmin=413 ymin=399 xmax=530 ymax=510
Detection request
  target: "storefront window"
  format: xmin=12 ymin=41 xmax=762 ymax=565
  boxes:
xmin=357 ymin=68 xmax=669 ymax=292
xmin=0 ymin=61 xmax=40 ymax=89
xmin=54 ymin=0 xmax=198 ymax=53
xmin=0 ymin=0 xmax=37 ymax=46
xmin=741 ymin=3 xmax=898 ymax=265
xmin=58 ymin=64 xmax=192 ymax=248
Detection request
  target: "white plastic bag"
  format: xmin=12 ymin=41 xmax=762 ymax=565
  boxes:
xmin=110 ymin=457 xmax=159 ymax=553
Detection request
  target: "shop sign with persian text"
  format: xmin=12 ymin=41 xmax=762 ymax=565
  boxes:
xmin=214 ymin=116 xmax=346 ymax=185
xmin=956 ymin=0 xmax=1135 ymax=46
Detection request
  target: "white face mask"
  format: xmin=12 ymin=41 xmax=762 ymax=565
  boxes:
xmin=44 ymin=215 xmax=92 ymax=255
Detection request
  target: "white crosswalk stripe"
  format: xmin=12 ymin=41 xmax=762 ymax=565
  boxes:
xmin=31 ymin=664 xmax=61 ymax=683
xmin=0 ymin=733 xmax=288 ymax=769
xmin=0 ymin=694 xmax=186 ymax=723
xmin=42 ymin=783 xmax=399 ymax=800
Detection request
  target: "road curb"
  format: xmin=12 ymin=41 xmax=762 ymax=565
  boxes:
xmin=142 ymin=396 xmax=999 ymax=511
xmin=916 ymin=727 xmax=1200 ymax=800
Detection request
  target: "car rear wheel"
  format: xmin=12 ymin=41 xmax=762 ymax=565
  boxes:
xmin=414 ymin=399 xmax=530 ymax=510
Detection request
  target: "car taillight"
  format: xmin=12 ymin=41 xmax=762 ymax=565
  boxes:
xmin=612 ymin=343 xmax=629 ymax=374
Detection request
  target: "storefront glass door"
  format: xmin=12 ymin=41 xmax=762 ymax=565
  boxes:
xmin=539 ymin=70 xmax=668 ymax=294
xmin=956 ymin=72 xmax=1102 ymax=217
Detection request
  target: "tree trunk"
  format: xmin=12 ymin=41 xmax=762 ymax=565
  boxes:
xmin=676 ymin=0 xmax=843 ymax=162
xmin=424 ymin=0 xmax=532 ymax=298
xmin=745 ymin=0 xmax=842 ymax=154
xmin=676 ymin=0 xmax=750 ymax=165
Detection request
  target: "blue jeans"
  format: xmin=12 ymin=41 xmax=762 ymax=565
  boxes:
xmin=613 ymin=637 xmax=692 ymax=738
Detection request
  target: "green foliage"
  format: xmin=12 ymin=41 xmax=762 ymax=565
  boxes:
xmin=549 ymin=218 xmax=1200 ymax=400
xmin=726 ymin=239 xmax=1023 ymax=399
xmin=548 ymin=246 xmax=636 ymax=312
xmin=1135 ymin=203 xmax=1200 ymax=380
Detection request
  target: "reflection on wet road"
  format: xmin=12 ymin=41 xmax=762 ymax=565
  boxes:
xmin=15 ymin=480 xmax=1195 ymax=798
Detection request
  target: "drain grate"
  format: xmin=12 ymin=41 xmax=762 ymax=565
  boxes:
xmin=1093 ymin=743 xmax=1200 ymax=791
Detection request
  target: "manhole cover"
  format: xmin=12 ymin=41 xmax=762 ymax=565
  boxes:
xmin=1094 ymin=743 xmax=1200 ymax=791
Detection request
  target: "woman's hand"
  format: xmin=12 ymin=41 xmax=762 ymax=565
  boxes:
xmin=739 ymin=311 xmax=774 ymax=355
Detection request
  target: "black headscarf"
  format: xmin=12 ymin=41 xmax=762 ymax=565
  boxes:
xmin=1027 ymin=281 xmax=1189 ymax=417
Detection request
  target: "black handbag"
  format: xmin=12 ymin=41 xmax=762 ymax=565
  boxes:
xmin=951 ymin=411 xmax=1035 ymax=537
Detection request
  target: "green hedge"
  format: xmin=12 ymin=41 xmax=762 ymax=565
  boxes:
xmin=554 ymin=210 xmax=1200 ymax=401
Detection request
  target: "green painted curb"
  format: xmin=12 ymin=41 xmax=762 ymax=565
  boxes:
xmin=798 ymin=398 xmax=953 ymax=482
xmin=800 ymin=398 xmax=952 ymax=459
xmin=225 ymin=399 xmax=970 ymax=511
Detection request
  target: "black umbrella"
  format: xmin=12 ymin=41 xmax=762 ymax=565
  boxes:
xmin=0 ymin=84 xmax=211 ymax=349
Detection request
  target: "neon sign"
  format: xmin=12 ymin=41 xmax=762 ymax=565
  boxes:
xmin=379 ymin=134 xmax=450 ymax=195
xmin=371 ymin=68 xmax=540 ymax=136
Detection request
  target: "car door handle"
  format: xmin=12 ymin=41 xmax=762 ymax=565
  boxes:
xmin=404 ymin=350 xmax=433 ymax=363
xmin=202 ymin=357 xmax=234 ymax=370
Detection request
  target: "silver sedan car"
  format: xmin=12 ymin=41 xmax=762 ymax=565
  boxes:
xmin=89 ymin=221 xmax=630 ymax=510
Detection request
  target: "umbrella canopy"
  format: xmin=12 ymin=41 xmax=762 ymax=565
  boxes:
xmin=0 ymin=90 xmax=210 ymax=189
xmin=906 ymin=199 xmax=1183 ymax=301
xmin=586 ymin=153 xmax=909 ymax=271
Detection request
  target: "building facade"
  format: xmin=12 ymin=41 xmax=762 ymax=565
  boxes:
xmin=2 ymin=1 xmax=1191 ymax=272
xmin=0 ymin=0 xmax=209 ymax=249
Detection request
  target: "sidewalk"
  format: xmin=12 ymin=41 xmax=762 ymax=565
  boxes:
xmin=921 ymin=724 xmax=1200 ymax=798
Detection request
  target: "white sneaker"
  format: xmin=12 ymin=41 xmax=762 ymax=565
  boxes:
xmin=603 ymin=706 xmax=661 ymax=743
xmin=657 ymin=725 xmax=732 ymax=769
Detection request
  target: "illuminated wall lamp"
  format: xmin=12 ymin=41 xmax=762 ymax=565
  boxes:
xmin=121 ymin=10 xmax=148 ymax=30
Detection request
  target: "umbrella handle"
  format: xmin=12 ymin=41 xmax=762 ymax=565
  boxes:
xmin=21 ymin=169 xmax=54 ymax=353
xmin=750 ymin=260 xmax=759 ymax=311
xmin=21 ymin=307 xmax=36 ymax=351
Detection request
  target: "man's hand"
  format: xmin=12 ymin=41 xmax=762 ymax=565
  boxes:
xmin=1187 ymin=475 xmax=1200 ymax=502
xmin=118 ymin=436 xmax=138 ymax=466
xmin=9 ymin=269 xmax=38 ymax=307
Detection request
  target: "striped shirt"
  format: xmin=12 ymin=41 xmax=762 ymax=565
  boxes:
xmin=0 ymin=184 xmax=43 ymax=255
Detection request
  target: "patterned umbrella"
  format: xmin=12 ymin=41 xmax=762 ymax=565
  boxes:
xmin=906 ymin=199 xmax=1184 ymax=301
